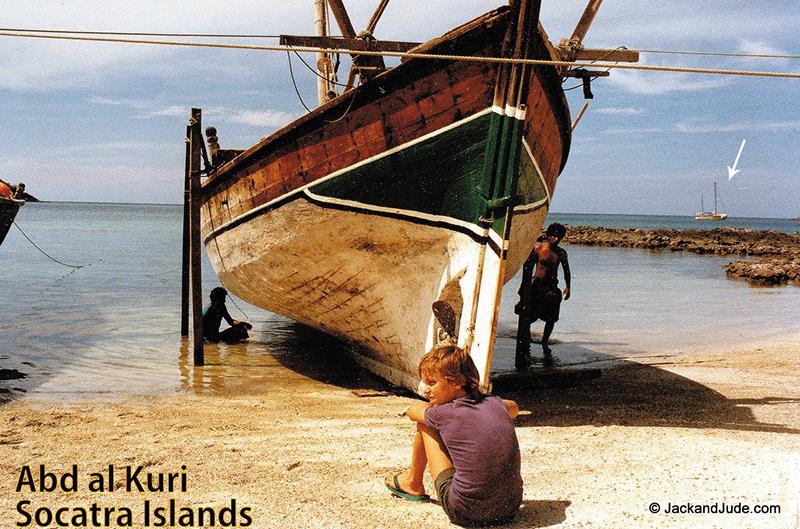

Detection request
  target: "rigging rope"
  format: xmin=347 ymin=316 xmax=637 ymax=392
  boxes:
xmin=286 ymin=50 xmax=361 ymax=123
xmin=291 ymin=48 xmax=351 ymax=88
xmin=3 ymin=28 xmax=799 ymax=61
xmin=638 ymin=48 xmax=800 ymax=60
xmin=1 ymin=31 xmax=798 ymax=79
xmin=13 ymin=221 xmax=86 ymax=269
xmin=286 ymin=50 xmax=313 ymax=114
xmin=226 ymin=294 xmax=251 ymax=320
xmin=0 ymin=28 xmax=282 ymax=38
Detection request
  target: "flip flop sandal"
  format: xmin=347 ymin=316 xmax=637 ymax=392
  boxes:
xmin=385 ymin=473 xmax=430 ymax=502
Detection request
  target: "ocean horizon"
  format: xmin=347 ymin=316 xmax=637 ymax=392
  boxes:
xmin=31 ymin=200 xmax=800 ymax=223
xmin=1 ymin=202 xmax=797 ymax=402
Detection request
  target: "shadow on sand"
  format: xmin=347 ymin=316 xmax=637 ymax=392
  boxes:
xmin=267 ymin=322 xmax=799 ymax=435
xmin=423 ymin=498 xmax=570 ymax=529
xmin=504 ymin=360 xmax=800 ymax=434
xmin=510 ymin=499 xmax=571 ymax=528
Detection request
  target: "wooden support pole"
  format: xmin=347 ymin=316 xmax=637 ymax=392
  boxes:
xmin=326 ymin=0 xmax=357 ymax=38
xmin=180 ymin=125 xmax=191 ymax=336
xmin=569 ymin=0 xmax=604 ymax=46
xmin=188 ymin=108 xmax=204 ymax=365
xmin=365 ymin=0 xmax=390 ymax=34
xmin=571 ymin=102 xmax=590 ymax=131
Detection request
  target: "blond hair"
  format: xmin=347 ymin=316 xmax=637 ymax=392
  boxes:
xmin=418 ymin=344 xmax=483 ymax=400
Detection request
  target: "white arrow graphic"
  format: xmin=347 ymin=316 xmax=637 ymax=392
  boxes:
xmin=727 ymin=139 xmax=746 ymax=180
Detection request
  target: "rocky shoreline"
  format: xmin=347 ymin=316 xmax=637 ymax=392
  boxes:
xmin=564 ymin=226 xmax=800 ymax=285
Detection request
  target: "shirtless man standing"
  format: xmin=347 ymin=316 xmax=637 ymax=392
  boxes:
xmin=515 ymin=223 xmax=571 ymax=368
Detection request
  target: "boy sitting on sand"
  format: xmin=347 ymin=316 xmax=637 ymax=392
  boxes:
xmin=385 ymin=345 xmax=522 ymax=526
xmin=202 ymin=287 xmax=252 ymax=343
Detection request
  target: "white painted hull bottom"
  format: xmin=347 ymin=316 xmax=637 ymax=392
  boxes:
xmin=205 ymin=197 xmax=548 ymax=393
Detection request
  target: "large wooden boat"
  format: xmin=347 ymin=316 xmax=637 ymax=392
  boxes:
xmin=0 ymin=181 xmax=25 ymax=246
xmin=197 ymin=0 xmax=632 ymax=392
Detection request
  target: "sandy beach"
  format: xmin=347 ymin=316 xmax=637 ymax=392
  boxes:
xmin=1 ymin=338 xmax=798 ymax=529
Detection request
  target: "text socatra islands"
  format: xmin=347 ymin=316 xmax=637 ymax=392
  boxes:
xmin=15 ymin=464 xmax=252 ymax=528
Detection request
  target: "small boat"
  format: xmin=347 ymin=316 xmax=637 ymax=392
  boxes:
xmin=0 ymin=180 xmax=25 ymax=246
xmin=196 ymin=0 xmax=635 ymax=392
xmin=694 ymin=181 xmax=727 ymax=221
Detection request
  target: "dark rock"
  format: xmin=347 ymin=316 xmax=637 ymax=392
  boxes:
xmin=562 ymin=225 xmax=800 ymax=286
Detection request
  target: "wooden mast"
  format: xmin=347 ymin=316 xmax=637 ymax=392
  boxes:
xmin=314 ymin=0 xmax=332 ymax=104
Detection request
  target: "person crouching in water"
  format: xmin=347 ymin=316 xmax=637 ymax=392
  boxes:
xmin=385 ymin=345 xmax=522 ymax=526
xmin=202 ymin=287 xmax=252 ymax=343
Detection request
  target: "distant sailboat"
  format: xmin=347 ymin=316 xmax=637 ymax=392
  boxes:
xmin=695 ymin=181 xmax=727 ymax=221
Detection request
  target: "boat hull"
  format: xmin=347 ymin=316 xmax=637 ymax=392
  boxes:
xmin=205 ymin=126 xmax=553 ymax=390
xmin=0 ymin=197 xmax=24 ymax=246
xmin=694 ymin=213 xmax=728 ymax=221
xmin=200 ymin=6 xmax=571 ymax=392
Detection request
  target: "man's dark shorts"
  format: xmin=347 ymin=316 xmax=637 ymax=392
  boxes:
xmin=528 ymin=278 xmax=562 ymax=323
xmin=434 ymin=468 xmax=515 ymax=527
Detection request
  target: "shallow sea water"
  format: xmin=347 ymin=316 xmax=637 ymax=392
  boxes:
xmin=1 ymin=203 xmax=797 ymax=401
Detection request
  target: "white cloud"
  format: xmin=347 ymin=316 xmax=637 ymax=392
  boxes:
xmin=228 ymin=110 xmax=296 ymax=127
xmin=89 ymin=96 xmax=150 ymax=109
xmin=86 ymin=95 xmax=292 ymax=126
xmin=608 ymin=69 xmax=731 ymax=95
xmin=674 ymin=120 xmax=800 ymax=133
xmin=594 ymin=107 xmax=647 ymax=115
xmin=604 ymin=119 xmax=800 ymax=135
xmin=737 ymin=40 xmax=791 ymax=58
xmin=138 ymin=105 xmax=188 ymax=118
xmin=558 ymin=3 xmax=800 ymax=49
xmin=33 ymin=142 xmax=166 ymax=159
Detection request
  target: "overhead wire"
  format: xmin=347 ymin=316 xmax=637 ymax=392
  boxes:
xmin=637 ymin=48 xmax=800 ymax=60
xmin=0 ymin=31 xmax=799 ymax=79
xmin=0 ymin=27 xmax=282 ymax=38
xmin=2 ymin=28 xmax=799 ymax=60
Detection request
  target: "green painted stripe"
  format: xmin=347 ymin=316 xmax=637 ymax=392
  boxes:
xmin=515 ymin=142 xmax=548 ymax=206
xmin=309 ymin=111 xmax=549 ymax=234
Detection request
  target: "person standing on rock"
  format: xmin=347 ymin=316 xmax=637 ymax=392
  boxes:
xmin=515 ymin=223 xmax=571 ymax=368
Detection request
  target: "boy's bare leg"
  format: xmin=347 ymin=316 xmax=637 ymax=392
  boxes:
xmin=393 ymin=422 xmax=454 ymax=494
xmin=393 ymin=427 xmax=428 ymax=495
xmin=417 ymin=422 xmax=454 ymax=482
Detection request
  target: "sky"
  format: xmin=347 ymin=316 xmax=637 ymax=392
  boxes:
xmin=1 ymin=0 xmax=798 ymax=218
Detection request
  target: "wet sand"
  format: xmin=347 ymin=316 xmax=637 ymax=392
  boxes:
xmin=1 ymin=339 xmax=799 ymax=529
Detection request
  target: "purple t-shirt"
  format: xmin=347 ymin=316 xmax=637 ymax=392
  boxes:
xmin=425 ymin=396 xmax=523 ymax=522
